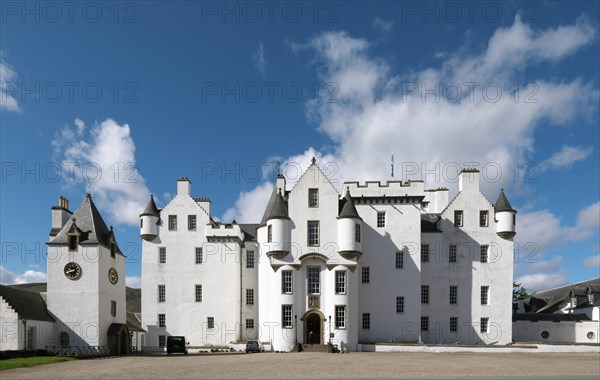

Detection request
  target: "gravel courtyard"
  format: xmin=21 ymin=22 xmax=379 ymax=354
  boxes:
xmin=2 ymin=352 xmax=599 ymax=379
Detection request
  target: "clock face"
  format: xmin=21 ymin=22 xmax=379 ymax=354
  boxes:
xmin=108 ymin=268 xmax=118 ymax=285
xmin=64 ymin=262 xmax=81 ymax=280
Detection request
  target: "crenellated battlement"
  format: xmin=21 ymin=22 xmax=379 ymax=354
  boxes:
xmin=345 ymin=180 xmax=425 ymax=198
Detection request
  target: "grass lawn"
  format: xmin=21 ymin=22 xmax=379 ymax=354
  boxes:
xmin=0 ymin=356 xmax=76 ymax=371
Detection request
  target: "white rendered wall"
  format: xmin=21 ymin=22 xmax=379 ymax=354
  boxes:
xmin=0 ymin=297 xmax=20 ymax=350
xmin=513 ymin=320 xmax=600 ymax=344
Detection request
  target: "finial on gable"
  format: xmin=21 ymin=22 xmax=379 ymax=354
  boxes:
xmin=311 ymin=157 xmax=317 ymax=165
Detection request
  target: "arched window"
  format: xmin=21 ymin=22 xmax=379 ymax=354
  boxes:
xmin=60 ymin=332 xmax=69 ymax=347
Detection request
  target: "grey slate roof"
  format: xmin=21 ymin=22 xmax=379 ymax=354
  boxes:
xmin=0 ymin=285 xmax=55 ymax=322
xmin=240 ymin=224 xmax=259 ymax=242
xmin=421 ymin=214 xmax=443 ymax=233
xmin=48 ymin=194 xmax=122 ymax=254
xmin=494 ymin=189 xmax=516 ymax=212
xmin=513 ymin=313 xmax=591 ymax=322
xmin=521 ymin=278 xmax=600 ymax=313
xmin=126 ymin=312 xmax=146 ymax=332
xmin=140 ymin=195 xmax=160 ymax=217
xmin=338 ymin=189 xmax=362 ymax=220
xmin=262 ymin=189 xmax=289 ymax=222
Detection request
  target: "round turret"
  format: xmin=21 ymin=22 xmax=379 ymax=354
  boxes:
xmin=337 ymin=188 xmax=362 ymax=259
xmin=264 ymin=189 xmax=291 ymax=258
xmin=495 ymin=189 xmax=516 ymax=239
xmin=140 ymin=195 xmax=160 ymax=241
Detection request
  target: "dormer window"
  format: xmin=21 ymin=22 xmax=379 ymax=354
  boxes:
xmin=571 ymin=296 xmax=577 ymax=307
xmin=68 ymin=235 xmax=78 ymax=251
xmin=588 ymin=294 xmax=594 ymax=304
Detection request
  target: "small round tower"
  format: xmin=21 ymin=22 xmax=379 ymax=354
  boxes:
xmin=494 ymin=189 xmax=516 ymax=239
xmin=140 ymin=195 xmax=160 ymax=241
xmin=265 ymin=189 xmax=291 ymax=258
xmin=337 ymin=187 xmax=363 ymax=259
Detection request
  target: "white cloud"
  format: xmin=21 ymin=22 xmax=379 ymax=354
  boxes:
xmin=0 ymin=57 xmax=21 ymax=112
xmin=252 ymin=43 xmax=267 ymax=75
xmin=52 ymin=118 xmax=151 ymax=226
xmin=515 ymin=272 xmax=567 ymax=293
xmin=529 ymin=256 xmax=563 ymax=273
xmin=541 ymin=145 xmax=593 ymax=171
xmin=222 ymin=182 xmax=273 ymax=223
xmin=372 ymin=17 xmax=394 ymax=33
xmin=582 ymin=254 xmax=600 ymax=268
xmin=564 ymin=201 xmax=600 ymax=241
xmin=0 ymin=266 xmax=47 ymax=285
xmin=126 ymin=275 xmax=141 ymax=288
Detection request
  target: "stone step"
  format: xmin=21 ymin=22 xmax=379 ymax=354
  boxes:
xmin=301 ymin=344 xmax=329 ymax=353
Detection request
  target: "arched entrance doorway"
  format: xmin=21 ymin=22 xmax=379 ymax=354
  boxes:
xmin=304 ymin=313 xmax=322 ymax=344
xmin=107 ymin=323 xmax=130 ymax=355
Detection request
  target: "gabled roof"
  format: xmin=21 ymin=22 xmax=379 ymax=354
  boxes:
xmin=48 ymin=194 xmax=122 ymax=254
xmin=522 ymin=278 xmax=600 ymax=313
xmin=338 ymin=188 xmax=362 ymax=220
xmin=140 ymin=195 xmax=160 ymax=217
xmin=0 ymin=285 xmax=55 ymax=322
xmin=261 ymin=188 xmax=289 ymax=223
xmin=494 ymin=189 xmax=516 ymax=213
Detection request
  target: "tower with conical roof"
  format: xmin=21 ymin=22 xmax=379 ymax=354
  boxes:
xmin=494 ymin=189 xmax=517 ymax=239
xmin=337 ymin=187 xmax=363 ymax=260
xmin=140 ymin=195 xmax=160 ymax=241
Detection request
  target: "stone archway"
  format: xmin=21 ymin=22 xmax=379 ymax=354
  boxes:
xmin=304 ymin=312 xmax=323 ymax=345
xmin=107 ymin=323 xmax=130 ymax=356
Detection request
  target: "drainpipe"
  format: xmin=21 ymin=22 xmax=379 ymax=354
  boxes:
xmin=239 ymin=244 xmax=243 ymax=343
xmin=22 ymin=319 xmax=27 ymax=350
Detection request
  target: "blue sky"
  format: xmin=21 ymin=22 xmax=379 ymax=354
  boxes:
xmin=1 ymin=1 xmax=598 ymax=292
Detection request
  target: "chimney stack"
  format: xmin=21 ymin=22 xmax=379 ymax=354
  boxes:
xmin=50 ymin=196 xmax=73 ymax=238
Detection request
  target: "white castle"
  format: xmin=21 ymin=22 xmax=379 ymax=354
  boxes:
xmin=140 ymin=159 xmax=517 ymax=351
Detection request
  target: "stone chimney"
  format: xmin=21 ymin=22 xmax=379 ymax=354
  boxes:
xmin=50 ymin=196 xmax=72 ymax=237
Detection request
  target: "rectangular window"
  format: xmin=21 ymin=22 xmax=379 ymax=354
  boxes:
xmin=421 ymin=316 xmax=429 ymax=332
xmin=159 ymin=247 xmax=166 ymax=264
xmin=481 ymin=286 xmax=489 ymax=305
xmin=195 ymin=284 xmax=202 ymax=302
xmin=377 ymin=211 xmax=386 ymax=227
xmin=449 ymin=245 xmax=457 ymax=263
xmin=282 ymin=305 xmax=292 ymax=328
xmin=307 ymin=267 xmax=320 ymax=294
xmin=362 ymin=313 xmax=370 ymax=330
xmin=246 ymin=250 xmax=255 ymax=268
xmin=26 ymin=327 xmax=36 ymax=350
xmin=355 ymin=223 xmax=361 ymax=243
xmin=267 ymin=225 xmax=272 ymax=243
xmin=336 ymin=306 xmax=346 ymax=329
xmin=188 ymin=215 xmax=197 ymax=230
xmin=454 ymin=210 xmax=463 ymax=227
xmin=207 ymin=317 xmax=215 ymax=329
xmin=158 ymin=335 xmax=166 ymax=348
xmin=395 ymin=251 xmax=404 ymax=269
xmin=281 ymin=270 xmax=293 ymax=294
xmin=246 ymin=289 xmax=254 ymax=305
xmin=480 ymin=210 xmax=489 ymax=227
xmin=68 ymin=235 xmax=78 ymax=251
xmin=111 ymin=300 xmax=116 ymax=317
xmin=450 ymin=286 xmax=458 ymax=304
xmin=246 ymin=319 xmax=255 ymax=329
xmin=480 ymin=245 xmax=488 ymax=263
xmin=158 ymin=313 xmax=166 ymax=328
xmin=480 ymin=317 xmax=489 ymax=333
xmin=168 ymin=215 xmax=177 ymax=231
xmin=396 ymin=296 xmax=404 ymax=313
xmin=307 ymin=221 xmax=319 ymax=246
xmin=450 ymin=317 xmax=458 ymax=332
xmin=195 ymin=247 xmax=203 ymax=264
xmin=335 ymin=271 xmax=346 ymax=294
xmin=308 ymin=188 xmax=319 ymax=207
xmin=361 ymin=267 xmax=370 ymax=284
xmin=421 ymin=285 xmax=429 ymax=304
xmin=158 ymin=285 xmax=165 ymax=303
xmin=421 ymin=244 xmax=429 ymax=263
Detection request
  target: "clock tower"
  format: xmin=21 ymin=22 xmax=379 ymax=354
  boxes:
xmin=46 ymin=193 xmax=129 ymax=353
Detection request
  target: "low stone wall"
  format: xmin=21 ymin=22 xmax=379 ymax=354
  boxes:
xmin=358 ymin=343 xmax=600 ymax=353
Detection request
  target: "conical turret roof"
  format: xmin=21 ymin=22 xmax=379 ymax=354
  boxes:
xmin=140 ymin=195 xmax=160 ymax=217
xmin=494 ymin=189 xmax=516 ymax=213
xmin=338 ymin=188 xmax=362 ymax=220
xmin=262 ymin=189 xmax=289 ymax=222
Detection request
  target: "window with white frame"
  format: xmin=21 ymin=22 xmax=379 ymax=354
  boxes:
xmin=480 ymin=210 xmax=489 ymax=227
xmin=308 ymin=188 xmax=319 ymax=207
xmin=449 ymin=244 xmax=457 ymax=263
xmin=158 ymin=313 xmax=166 ymax=328
xmin=195 ymin=284 xmax=202 ymax=302
xmin=396 ymin=296 xmax=404 ymax=313
xmin=168 ymin=215 xmax=177 ymax=230
xmin=246 ymin=289 xmax=254 ymax=305
xmin=307 ymin=267 xmax=320 ymax=294
xmin=481 ymin=286 xmax=489 ymax=305
xmin=362 ymin=267 xmax=370 ymax=283
xmin=421 ymin=285 xmax=429 ymax=304
xmin=362 ymin=313 xmax=370 ymax=330
xmin=188 ymin=215 xmax=197 ymax=230
xmin=111 ymin=300 xmax=116 ymax=317
xmin=246 ymin=250 xmax=255 ymax=268
xmin=396 ymin=251 xmax=404 ymax=269
xmin=159 ymin=247 xmax=166 ymax=264
xmin=450 ymin=285 xmax=458 ymax=304
xmin=480 ymin=245 xmax=489 ymax=263
xmin=355 ymin=223 xmax=361 ymax=243
xmin=421 ymin=244 xmax=429 ymax=263
xmin=246 ymin=319 xmax=255 ymax=329
xmin=158 ymin=285 xmax=165 ymax=302
xmin=421 ymin=316 xmax=429 ymax=331
xmin=282 ymin=305 xmax=292 ymax=328
xmin=377 ymin=211 xmax=386 ymax=227
xmin=195 ymin=247 xmax=203 ymax=264
xmin=450 ymin=317 xmax=458 ymax=332
xmin=336 ymin=306 xmax=346 ymax=329
xmin=207 ymin=317 xmax=215 ymax=329
xmin=454 ymin=210 xmax=463 ymax=227
xmin=335 ymin=271 xmax=346 ymax=294
xmin=480 ymin=317 xmax=489 ymax=333
xmin=307 ymin=221 xmax=319 ymax=246
xmin=281 ymin=270 xmax=293 ymax=294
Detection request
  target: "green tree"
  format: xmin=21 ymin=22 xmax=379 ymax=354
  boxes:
xmin=513 ymin=282 xmax=529 ymax=301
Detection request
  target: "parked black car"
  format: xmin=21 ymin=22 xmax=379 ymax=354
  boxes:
xmin=167 ymin=336 xmax=188 ymax=355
